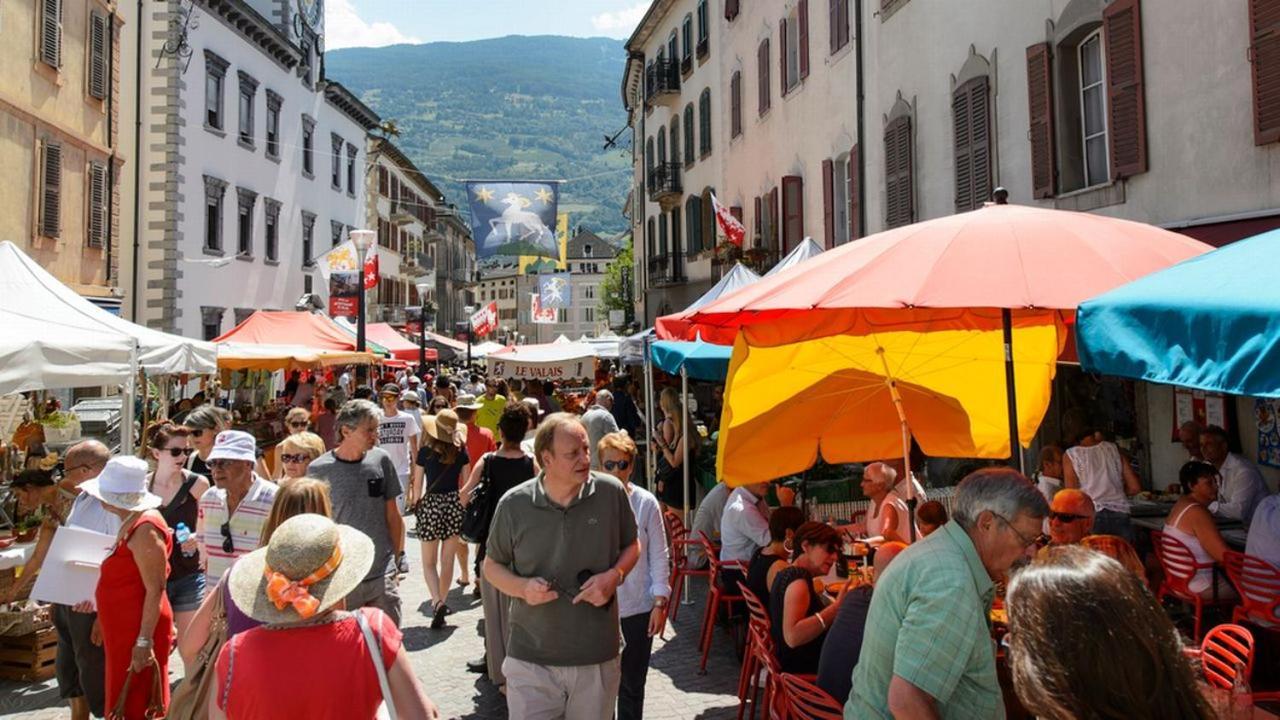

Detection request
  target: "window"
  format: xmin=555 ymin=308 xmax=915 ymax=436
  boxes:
xmin=758 ymin=39 xmax=771 ymax=115
xmin=301 ymin=211 xmax=316 ymax=266
xmin=38 ymin=140 xmax=61 ymax=238
xmin=331 ymin=134 xmax=344 ymax=189
xmin=236 ymin=188 xmax=256 ymax=257
xmin=265 ymin=91 xmax=282 ymax=158
xmin=204 ymin=51 xmax=228 ymax=130
xmin=301 ymin=116 xmax=315 ymax=177
xmin=953 ymin=76 xmax=992 ymax=212
xmin=346 ymin=144 xmax=357 ymax=196
xmin=87 ymin=161 xmax=107 ymax=248
xmin=682 ymin=15 xmax=693 ymax=67
xmin=1078 ymin=30 xmax=1108 ymax=188
xmin=237 ymin=71 xmax=257 ymax=147
xmin=300 ymin=37 xmax=313 ymax=86
xmin=831 ymin=155 xmax=851 ymax=245
xmin=671 ymin=205 xmax=683 ymax=257
xmin=200 ymin=307 xmax=224 ymax=342
xmin=670 ymin=117 xmax=681 ymax=167
xmin=39 ymin=0 xmax=61 ymax=68
xmin=584 ymin=285 xmax=596 ymax=299
xmin=685 ymin=195 xmax=702 ymax=253
xmin=645 ymin=218 xmax=655 ymax=259
xmin=657 ymin=127 xmax=667 ymax=165
xmin=304 ymin=275 xmax=313 ymax=294
xmin=667 ymin=31 xmax=677 ymax=64
xmin=884 ymin=115 xmax=914 ymax=228
xmin=730 ymin=71 xmax=742 ymax=138
xmin=88 ymin=12 xmax=109 ymax=99
xmin=830 ymin=0 xmax=850 ymax=54
xmin=697 ymin=0 xmax=709 ymax=52
xmin=683 ymin=104 xmax=696 ymax=167
xmin=264 ymin=198 xmax=280 ymax=262
xmin=331 ymin=220 xmax=344 ymax=247
xmin=584 ymin=307 xmax=595 ymax=323
xmin=698 ymin=89 xmax=712 ymax=156
xmin=781 ymin=177 xmax=804 ymax=253
xmin=203 ymin=175 xmax=227 ymax=253
xmin=781 ymin=2 xmax=809 ymax=94
xmin=726 ymin=0 xmax=740 ymax=21
xmin=658 ymin=213 xmax=669 ymax=256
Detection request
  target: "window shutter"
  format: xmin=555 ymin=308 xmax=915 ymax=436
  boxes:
xmin=780 ymin=19 xmax=789 ymax=97
xmin=89 ymin=13 xmax=108 ymax=99
xmin=731 ymin=71 xmax=742 ymax=137
xmin=758 ymin=40 xmax=770 ymax=115
xmin=953 ymin=81 xmax=974 ymax=212
xmin=88 ymin=161 xmax=107 ymax=248
xmin=769 ymin=187 xmax=780 ymax=253
xmin=40 ymin=141 xmax=62 ymax=237
xmin=726 ymin=0 xmax=740 ymax=21
xmin=40 ymin=0 xmax=61 ymax=67
xmin=1250 ymin=0 xmax=1280 ymax=144
xmin=884 ymin=117 xmax=913 ymax=228
xmin=730 ymin=205 xmax=743 ymax=224
xmin=799 ymin=0 xmax=810 ymax=79
xmin=849 ymin=143 xmax=860 ymax=240
xmin=782 ymin=176 xmax=803 ymax=254
xmin=1025 ymin=42 xmax=1056 ymax=199
xmin=1104 ymin=0 xmax=1147 ymax=178
xmin=753 ymin=196 xmax=762 ymax=243
xmin=953 ymin=76 xmax=991 ymax=212
xmin=822 ymin=159 xmax=835 ymax=247
xmin=830 ymin=0 xmax=840 ymax=55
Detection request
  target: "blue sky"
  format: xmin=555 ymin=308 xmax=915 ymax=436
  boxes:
xmin=325 ymin=0 xmax=649 ymax=49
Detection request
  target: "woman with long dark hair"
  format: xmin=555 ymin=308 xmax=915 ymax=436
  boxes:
xmin=1006 ymin=545 xmax=1213 ymax=720
xmin=145 ymin=423 xmax=208 ymax=645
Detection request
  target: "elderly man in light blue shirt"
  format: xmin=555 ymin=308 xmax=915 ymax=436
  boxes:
xmin=720 ymin=482 xmax=772 ymax=564
xmin=582 ymin=390 xmax=620 ymax=469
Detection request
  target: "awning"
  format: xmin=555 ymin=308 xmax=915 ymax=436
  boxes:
xmin=215 ymin=342 xmax=376 ymax=371
xmin=486 ymin=341 xmax=598 ymax=380
xmin=217 ymin=311 xmax=389 ymax=355
xmin=334 ymin=320 xmax=436 ymax=362
xmin=651 ymin=340 xmax=731 ymax=381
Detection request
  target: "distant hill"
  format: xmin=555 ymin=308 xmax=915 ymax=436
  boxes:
xmin=326 ymin=35 xmax=632 ymax=240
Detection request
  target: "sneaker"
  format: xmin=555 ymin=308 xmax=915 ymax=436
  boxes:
xmin=466 ymin=657 xmax=487 ymax=674
xmin=396 ymin=552 xmax=409 ymax=575
xmin=430 ymin=602 xmax=447 ymax=629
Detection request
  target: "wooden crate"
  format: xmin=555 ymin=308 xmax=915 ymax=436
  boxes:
xmin=0 ymin=627 xmax=57 ymax=681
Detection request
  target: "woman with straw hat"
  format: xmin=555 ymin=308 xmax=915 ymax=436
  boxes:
xmin=210 ymin=514 xmax=440 ymax=719
xmin=409 ymin=408 xmax=470 ymax=629
xmin=85 ymin=456 xmax=175 ymax=719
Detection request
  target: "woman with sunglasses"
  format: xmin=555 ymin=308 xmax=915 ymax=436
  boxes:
xmin=770 ymin=521 xmax=849 ymax=674
xmin=146 ymin=422 xmax=209 ymax=643
xmin=270 ymin=407 xmax=311 ymax=481
xmin=277 ymin=432 xmax=326 ymax=485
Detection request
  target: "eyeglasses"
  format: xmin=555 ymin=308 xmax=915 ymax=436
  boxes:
xmin=602 ymin=459 xmax=631 ymax=472
xmin=220 ymin=521 xmax=235 ymax=553
xmin=992 ymin=511 xmax=1049 ymax=550
xmin=190 ymin=429 xmax=206 ymax=438
xmin=281 ymin=453 xmax=310 ymax=464
xmin=161 ymin=447 xmax=193 ymax=458
xmin=287 ymin=422 xmax=308 ymax=429
xmin=63 ymin=463 xmax=93 ymax=475
xmin=1049 ymin=511 xmax=1090 ymax=524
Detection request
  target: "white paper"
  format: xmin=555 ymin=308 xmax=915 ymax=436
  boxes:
xmin=30 ymin=526 xmax=115 ymax=606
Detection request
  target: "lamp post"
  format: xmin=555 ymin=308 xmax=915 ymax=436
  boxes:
xmin=350 ymin=229 xmax=375 ymax=387
xmin=463 ymin=304 xmax=476 ymax=367
xmin=415 ymin=280 xmax=433 ymax=382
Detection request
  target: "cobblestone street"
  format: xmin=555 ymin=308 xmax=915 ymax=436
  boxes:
xmin=0 ymin=538 xmax=742 ymax=720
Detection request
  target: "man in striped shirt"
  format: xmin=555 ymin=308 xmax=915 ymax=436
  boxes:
xmin=197 ymin=430 xmax=279 ymax=586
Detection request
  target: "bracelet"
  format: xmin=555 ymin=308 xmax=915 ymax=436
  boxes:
xmin=814 ymin=612 xmax=827 ymax=630
xmin=134 ymin=637 xmax=152 ymax=649
xmin=615 ymin=567 xmax=626 ymax=583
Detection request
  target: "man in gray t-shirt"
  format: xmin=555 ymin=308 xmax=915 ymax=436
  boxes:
xmin=307 ymin=399 xmax=405 ymax=626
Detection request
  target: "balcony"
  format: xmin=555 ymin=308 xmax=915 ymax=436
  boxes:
xmin=647 ymin=253 xmax=685 ymax=287
xmin=389 ymin=199 xmax=415 ymax=226
xmin=646 ymin=162 xmax=682 ymax=205
xmin=645 ymin=59 xmax=680 ymax=103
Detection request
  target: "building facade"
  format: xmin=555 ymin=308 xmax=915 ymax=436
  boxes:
xmin=433 ymin=205 xmax=476 ymax=336
xmin=1 ymin=0 xmax=128 ymax=307
xmin=368 ymin=136 xmax=440 ymax=326
xmin=132 ymin=0 xmax=377 ymax=340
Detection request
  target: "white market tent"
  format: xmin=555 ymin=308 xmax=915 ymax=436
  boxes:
xmin=486 ymin=341 xmax=598 ymax=381
xmin=469 ymin=341 xmax=507 ymax=359
xmin=577 ymin=333 xmax=620 ymax=360
xmin=0 ymin=310 xmax=137 ymax=396
xmin=765 ymin=237 xmax=826 ymax=276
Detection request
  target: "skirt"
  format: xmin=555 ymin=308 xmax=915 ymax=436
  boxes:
xmin=415 ymin=491 xmax=463 ymax=541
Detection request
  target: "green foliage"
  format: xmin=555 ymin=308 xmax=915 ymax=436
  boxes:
xmin=325 ymin=36 xmax=631 ymax=234
xmin=600 ymin=235 xmax=634 ymax=318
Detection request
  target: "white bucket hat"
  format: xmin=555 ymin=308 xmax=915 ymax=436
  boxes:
xmin=207 ymin=429 xmax=257 ymax=463
xmin=80 ymin=456 xmax=162 ymax=512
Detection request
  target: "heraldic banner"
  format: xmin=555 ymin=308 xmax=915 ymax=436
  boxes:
xmin=466 ymin=182 xmax=560 ymax=260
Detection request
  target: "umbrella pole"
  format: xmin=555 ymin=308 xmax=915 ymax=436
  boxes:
xmin=1002 ymin=309 xmax=1025 ymax=473
xmin=121 ymin=345 xmax=139 ymax=456
xmin=644 ymin=335 xmax=656 ymax=490
xmin=876 ymin=347 xmax=916 ymax=541
xmin=681 ymin=366 xmax=691 ymax=607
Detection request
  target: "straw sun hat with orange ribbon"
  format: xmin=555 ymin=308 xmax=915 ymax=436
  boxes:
xmin=227 ymin=514 xmax=374 ymax=625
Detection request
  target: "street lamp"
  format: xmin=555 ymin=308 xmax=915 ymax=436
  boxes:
xmin=463 ymin=304 xmax=476 ymax=366
xmin=415 ymin=280 xmax=434 ymax=380
xmin=350 ymin=229 xmax=375 ymax=386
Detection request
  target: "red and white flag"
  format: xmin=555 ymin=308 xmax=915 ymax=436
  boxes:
xmin=470 ymin=301 xmax=498 ymax=336
xmin=711 ymin=192 xmax=745 ymax=246
xmin=530 ymin=294 xmax=557 ymax=324
xmin=362 ymin=253 xmax=379 ymax=290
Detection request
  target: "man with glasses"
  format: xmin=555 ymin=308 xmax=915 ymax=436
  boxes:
xmin=1045 ymin=489 xmax=1096 ymax=547
xmin=849 ymin=468 xmax=1048 ymax=720
xmin=195 ymin=430 xmax=278 ymax=586
xmin=582 ymin=389 xmax=619 ymax=470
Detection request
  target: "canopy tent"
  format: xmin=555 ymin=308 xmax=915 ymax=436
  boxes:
xmin=655 ymin=262 xmax=761 ymax=344
xmin=764 ymin=237 xmax=825 ymax=277
xmin=332 ymin=319 xmax=436 ymax=362
xmin=1077 ymin=228 xmax=1280 ymax=397
xmin=486 ymin=341 xmax=598 ymax=381
xmin=0 ymin=241 xmax=215 ymax=376
xmin=416 ymin=330 xmax=468 ymax=362
xmin=215 ymin=343 xmax=376 ymax=371
xmin=0 ymin=310 xmax=137 ymax=396
xmin=620 ymin=328 xmax=655 ymax=366
xmin=578 ymin=333 xmax=621 ymax=360
xmin=651 ymin=340 xmax=732 ymax=381
xmin=553 ymin=334 xmax=573 ymax=344
xmin=469 ymin=341 xmax=508 ymax=359
xmin=217 ymin=311 xmax=388 ymax=355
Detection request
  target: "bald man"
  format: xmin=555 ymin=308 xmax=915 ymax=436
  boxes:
xmin=1047 ymin=488 xmax=1096 ymax=546
xmin=815 ymin=541 xmax=908 ymax=705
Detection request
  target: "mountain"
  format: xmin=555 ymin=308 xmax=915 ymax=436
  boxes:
xmin=326 ymin=35 xmax=632 ymax=240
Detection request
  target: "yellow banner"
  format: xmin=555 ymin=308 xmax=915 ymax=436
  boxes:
xmin=518 ymin=213 xmax=568 ymax=273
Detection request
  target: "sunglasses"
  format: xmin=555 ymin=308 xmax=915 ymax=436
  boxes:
xmin=281 ymin=453 xmax=310 ymax=464
xmin=602 ymin=459 xmax=631 ymax=472
xmin=1049 ymin=511 xmax=1090 ymax=524
xmin=220 ymin=521 xmax=234 ymax=553
xmin=546 ymin=569 xmax=614 ymax=606
xmin=190 ymin=428 xmax=207 ymax=438
xmin=207 ymin=459 xmax=245 ymax=470
xmin=288 ymin=422 xmax=308 ymax=429
xmin=160 ymin=447 xmax=192 ymax=458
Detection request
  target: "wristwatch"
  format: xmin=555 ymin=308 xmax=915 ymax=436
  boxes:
xmin=614 ymin=567 xmax=626 ymax=583
xmin=654 ymin=597 xmax=669 ymax=609
xmin=134 ymin=636 xmax=152 ymax=649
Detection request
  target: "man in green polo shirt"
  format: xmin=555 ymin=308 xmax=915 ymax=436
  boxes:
xmin=484 ymin=412 xmax=640 ymax=719
xmin=847 ymin=468 xmax=1048 ymax=720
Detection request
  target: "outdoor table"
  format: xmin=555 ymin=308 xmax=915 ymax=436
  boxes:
xmin=1130 ymin=516 xmax=1249 ymax=550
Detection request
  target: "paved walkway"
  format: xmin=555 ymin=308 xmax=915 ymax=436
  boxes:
xmin=0 ymin=542 xmax=743 ymax=719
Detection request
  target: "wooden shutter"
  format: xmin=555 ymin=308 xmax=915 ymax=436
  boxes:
xmin=780 ymin=19 xmax=789 ymax=97
xmin=799 ymin=0 xmax=810 ymax=79
xmin=1026 ymin=42 xmax=1056 ymax=199
xmin=40 ymin=141 xmax=62 ymax=238
xmin=753 ymin=196 xmax=763 ymax=242
xmin=1250 ymin=0 xmax=1280 ymax=144
xmin=730 ymin=205 xmax=743 ymax=224
xmin=88 ymin=161 xmax=107 ymax=248
xmin=731 ymin=71 xmax=742 ymax=137
xmin=953 ymin=82 xmax=974 ymax=212
xmin=884 ymin=117 xmax=913 ymax=228
xmin=768 ymin=187 xmax=780 ymax=253
xmin=782 ymin=176 xmax=803 ymax=254
xmin=849 ymin=144 xmax=860 ymax=241
xmin=830 ymin=0 xmax=840 ymax=55
xmin=726 ymin=0 xmax=739 ymax=21
xmin=40 ymin=0 xmax=61 ymax=67
xmin=758 ymin=39 xmax=771 ymax=115
xmin=89 ymin=13 xmax=108 ymax=99
xmin=953 ymin=76 xmax=991 ymax=212
xmin=822 ymin=159 xmax=835 ymax=247
xmin=1104 ymin=0 xmax=1147 ymax=178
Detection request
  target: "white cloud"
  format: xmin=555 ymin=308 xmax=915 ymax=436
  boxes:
xmin=324 ymin=0 xmax=422 ymax=50
xmin=590 ymin=1 xmax=648 ymax=38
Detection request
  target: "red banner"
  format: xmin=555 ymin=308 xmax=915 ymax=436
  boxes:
xmin=712 ymin=192 xmax=746 ymax=246
xmin=471 ymin=301 xmax=498 ymax=337
xmin=363 ymin=254 xmax=380 ymax=290
xmin=328 ymin=270 xmax=360 ymax=319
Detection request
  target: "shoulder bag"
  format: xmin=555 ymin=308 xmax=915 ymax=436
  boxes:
xmin=167 ymin=581 xmax=229 ymax=720
xmin=459 ymin=452 xmax=495 ymax=544
xmin=107 ymin=656 xmax=166 ymax=720
xmin=357 ymin=609 xmax=399 ymax=720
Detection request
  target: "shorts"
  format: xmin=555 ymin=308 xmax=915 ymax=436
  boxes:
xmin=166 ymin=572 xmax=206 ymax=612
xmin=52 ymin=604 xmax=106 ymax=716
xmin=415 ymin=491 xmax=463 ymax=541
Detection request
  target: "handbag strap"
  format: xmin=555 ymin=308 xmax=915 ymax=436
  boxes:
xmin=356 ymin=610 xmax=398 ymax=720
xmin=108 ymin=657 xmax=165 ymax=719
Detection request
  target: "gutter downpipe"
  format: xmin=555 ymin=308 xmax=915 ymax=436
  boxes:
xmin=129 ymin=0 xmax=144 ymax=321
xmin=854 ymin=0 xmax=867 ymax=237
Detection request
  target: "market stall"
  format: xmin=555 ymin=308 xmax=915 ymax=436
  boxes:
xmin=485 ymin=341 xmax=598 ymax=382
xmin=332 ymin=319 xmax=437 ymax=363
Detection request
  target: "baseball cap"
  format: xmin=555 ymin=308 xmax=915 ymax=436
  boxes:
xmin=379 ymin=383 xmax=401 ymax=397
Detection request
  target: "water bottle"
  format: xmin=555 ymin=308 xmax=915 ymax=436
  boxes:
xmin=175 ymin=522 xmax=195 ymax=557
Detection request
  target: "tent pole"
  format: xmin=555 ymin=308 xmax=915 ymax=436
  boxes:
xmin=1002 ymin=309 xmax=1025 ymax=473
xmin=876 ymin=347 xmax=915 ymax=540
xmin=681 ymin=366 xmax=691 ymax=607
xmin=121 ymin=346 xmax=139 ymax=456
xmin=644 ymin=335 xmax=656 ymax=490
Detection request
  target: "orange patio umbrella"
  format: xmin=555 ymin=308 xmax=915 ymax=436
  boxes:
xmin=686 ymin=201 xmax=1212 ymax=486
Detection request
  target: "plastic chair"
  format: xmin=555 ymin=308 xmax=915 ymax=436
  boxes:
xmin=748 ymin=625 xmax=784 ymax=720
xmin=698 ymin=531 xmax=745 ymax=673
xmin=1152 ymin=530 xmax=1233 ymax=640
xmin=736 ymin=583 xmax=772 ymax=720
xmin=665 ymin=511 xmax=709 ymax=621
xmin=1200 ymin=623 xmax=1254 ymax=690
xmin=778 ymin=673 xmax=845 ymax=720
xmin=1223 ymin=550 xmax=1280 ymax=629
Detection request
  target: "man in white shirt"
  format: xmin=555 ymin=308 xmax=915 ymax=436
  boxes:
xmin=1201 ymin=426 xmax=1268 ymax=523
xmin=1246 ymin=493 xmax=1280 ymax=570
xmin=719 ymin=482 xmax=772 ymax=564
xmin=378 ymin=384 xmax=420 ymax=574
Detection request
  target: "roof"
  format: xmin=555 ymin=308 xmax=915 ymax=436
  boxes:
xmin=324 ymin=81 xmax=381 ymax=130
xmin=624 ymin=0 xmax=676 ymax=53
xmin=201 ymin=0 xmax=302 ymax=69
xmin=215 ymin=310 xmax=379 ymax=352
xmin=567 ymin=229 xmax=620 ymax=260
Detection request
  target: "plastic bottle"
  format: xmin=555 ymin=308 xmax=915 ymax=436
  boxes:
xmin=175 ymin=522 xmax=195 ymax=557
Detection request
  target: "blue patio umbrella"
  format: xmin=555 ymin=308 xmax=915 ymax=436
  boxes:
xmin=651 ymin=339 xmax=733 ymax=381
xmin=1076 ymin=228 xmax=1280 ymax=397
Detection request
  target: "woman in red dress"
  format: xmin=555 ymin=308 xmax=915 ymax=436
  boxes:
xmin=86 ymin=457 xmax=174 ymax=719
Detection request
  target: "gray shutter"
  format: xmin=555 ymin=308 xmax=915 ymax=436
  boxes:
xmin=88 ymin=162 xmax=107 ymax=247
xmin=40 ymin=0 xmax=62 ymax=67
xmin=40 ymin=141 xmax=62 ymax=238
xmin=953 ymin=82 xmax=974 ymax=212
xmin=89 ymin=13 xmax=108 ymax=99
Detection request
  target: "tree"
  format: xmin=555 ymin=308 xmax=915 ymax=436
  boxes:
xmin=599 ymin=235 xmax=634 ymax=327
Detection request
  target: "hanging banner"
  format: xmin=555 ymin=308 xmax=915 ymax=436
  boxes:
xmin=538 ymin=272 xmax=572 ymax=309
xmin=711 ymin=192 xmax=746 ymax=246
xmin=1172 ymin=387 xmax=1228 ymax=440
xmin=328 ymin=270 xmax=360 ymax=319
xmin=315 ymin=239 xmax=386 ymax=281
xmin=363 ymin=253 xmax=380 ymax=290
xmin=471 ymin=301 xmax=498 ymax=337
xmin=518 ymin=213 xmax=569 ymax=273
xmin=467 ymin=182 xmax=560 ymax=259
xmin=530 ymin=293 xmax=557 ymax=324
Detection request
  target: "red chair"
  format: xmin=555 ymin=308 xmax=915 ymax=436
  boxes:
xmin=665 ymin=511 xmax=710 ymax=621
xmin=778 ymin=673 xmax=844 ymax=720
xmin=1200 ymin=623 xmax=1254 ymax=690
xmin=1152 ymin=531 xmax=1234 ymax=640
xmin=697 ymin=531 xmax=745 ymax=673
xmin=737 ymin=583 xmax=771 ymax=720
xmin=1222 ymin=550 xmax=1280 ymax=629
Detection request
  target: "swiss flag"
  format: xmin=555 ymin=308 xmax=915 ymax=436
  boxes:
xmin=711 ymin=192 xmax=745 ymax=246
xmin=363 ymin=253 xmax=379 ymax=290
